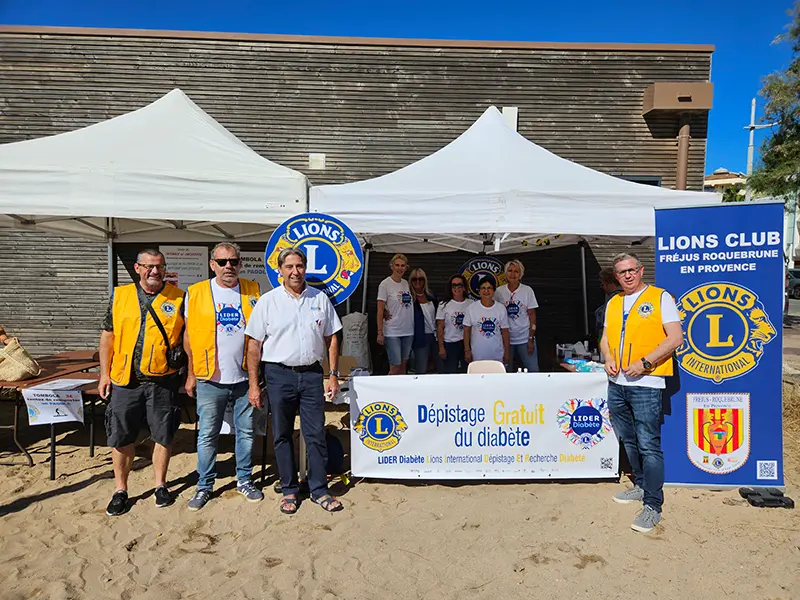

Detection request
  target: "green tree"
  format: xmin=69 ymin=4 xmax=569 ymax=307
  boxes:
xmin=749 ymin=4 xmax=800 ymax=199
xmin=722 ymin=183 xmax=745 ymax=202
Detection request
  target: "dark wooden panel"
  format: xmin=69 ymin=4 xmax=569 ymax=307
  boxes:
xmin=0 ymin=32 xmax=711 ymax=189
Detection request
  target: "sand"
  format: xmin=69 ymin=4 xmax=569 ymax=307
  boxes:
xmin=3 ymin=348 xmax=800 ymax=599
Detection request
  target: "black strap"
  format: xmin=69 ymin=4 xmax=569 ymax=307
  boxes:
xmin=141 ymin=288 xmax=172 ymax=350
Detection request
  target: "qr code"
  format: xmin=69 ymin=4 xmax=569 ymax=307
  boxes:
xmin=600 ymin=457 xmax=614 ymax=471
xmin=757 ymin=461 xmax=778 ymax=480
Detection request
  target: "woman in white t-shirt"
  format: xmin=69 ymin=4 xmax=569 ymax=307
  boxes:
xmin=377 ymin=253 xmax=414 ymax=375
xmin=464 ymin=277 xmax=510 ymax=364
xmin=495 ymin=259 xmax=539 ymax=372
xmin=436 ymin=274 xmax=473 ymax=373
xmin=409 ymin=268 xmax=440 ymax=374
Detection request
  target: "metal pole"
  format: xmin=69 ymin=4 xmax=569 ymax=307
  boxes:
xmin=580 ymin=244 xmax=589 ymax=337
xmin=360 ymin=246 xmax=371 ymax=314
xmin=50 ymin=424 xmax=56 ymax=481
xmin=744 ymin=97 xmax=777 ymax=201
xmin=106 ymin=218 xmax=115 ymax=297
xmin=745 ymin=98 xmax=756 ymax=201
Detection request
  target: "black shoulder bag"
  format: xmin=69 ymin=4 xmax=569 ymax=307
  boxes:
xmin=145 ymin=301 xmax=187 ymax=370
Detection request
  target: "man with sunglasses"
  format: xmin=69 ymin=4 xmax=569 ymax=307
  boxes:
xmin=99 ymin=249 xmax=186 ymax=516
xmin=600 ymin=253 xmax=683 ymax=533
xmin=183 ymin=242 xmax=263 ymax=510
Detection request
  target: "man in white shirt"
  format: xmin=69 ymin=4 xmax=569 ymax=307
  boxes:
xmin=184 ymin=242 xmax=264 ymax=511
xmin=245 ymin=248 xmax=344 ymax=514
xmin=600 ymin=253 xmax=683 ymax=533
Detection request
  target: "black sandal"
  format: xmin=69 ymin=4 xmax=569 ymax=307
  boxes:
xmin=280 ymin=495 xmax=299 ymax=514
xmin=313 ymin=494 xmax=343 ymax=512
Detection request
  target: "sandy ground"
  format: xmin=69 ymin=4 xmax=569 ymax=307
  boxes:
xmin=2 ymin=315 xmax=800 ymax=599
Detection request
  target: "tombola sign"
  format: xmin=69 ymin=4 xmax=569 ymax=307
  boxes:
xmin=459 ymin=256 xmax=507 ymax=299
xmin=265 ymin=213 xmax=364 ymax=306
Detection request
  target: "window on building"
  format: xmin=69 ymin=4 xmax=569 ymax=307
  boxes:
xmin=619 ymin=175 xmax=662 ymax=187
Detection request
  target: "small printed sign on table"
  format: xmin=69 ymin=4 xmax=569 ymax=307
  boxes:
xmin=21 ymin=389 xmax=84 ymax=425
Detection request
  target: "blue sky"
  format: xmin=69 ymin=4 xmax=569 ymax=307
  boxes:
xmin=1 ymin=0 xmax=795 ymax=176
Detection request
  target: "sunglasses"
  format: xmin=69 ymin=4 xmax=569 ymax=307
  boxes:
xmin=410 ymin=277 xmax=425 ymax=282
xmin=451 ymin=283 xmax=465 ymax=288
xmin=214 ymin=258 xmax=241 ymax=267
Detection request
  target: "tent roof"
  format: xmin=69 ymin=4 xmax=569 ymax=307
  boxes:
xmin=0 ymin=89 xmax=307 ymax=240
xmin=310 ymin=106 xmax=718 ymax=253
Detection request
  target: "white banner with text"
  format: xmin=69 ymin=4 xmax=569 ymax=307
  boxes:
xmin=350 ymin=373 xmax=618 ymax=479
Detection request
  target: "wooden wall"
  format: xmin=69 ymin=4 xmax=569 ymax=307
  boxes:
xmin=0 ymin=28 xmax=707 ymax=358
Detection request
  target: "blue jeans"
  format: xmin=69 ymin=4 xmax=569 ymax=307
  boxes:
xmin=385 ymin=335 xmax=413 ymax=366
xmin=507 ymin=341 xmax=539 ymax=372
xmin=441 ymin=340 xmax=466 ymax=374
xmin=411 ymin=333 xmax=441 ymax=374
xmin=264 ymin=363 xmax=329 ymax=500
xmin=196 ymin=380 xmax=254 ymax=491
xmin=607 ymin=381 xmax=664 ymax=512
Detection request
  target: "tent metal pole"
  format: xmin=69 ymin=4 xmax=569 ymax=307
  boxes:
xmin=361 ymin=246 xmax=371 ymax=314
xmin=580 ymin=243 xmax=589 ymax=337
xmin=106 ymin=218 xmax=115 ymax=297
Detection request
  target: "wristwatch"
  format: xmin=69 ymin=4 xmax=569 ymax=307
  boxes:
xmin=329 ymin=370 xmax=340 ymax=377
xmin=641 ymin=358 xmax=652 ymax=371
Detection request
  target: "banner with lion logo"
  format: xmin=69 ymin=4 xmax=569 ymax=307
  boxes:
xmin=655 ymin=202 xmax=784 ymax=487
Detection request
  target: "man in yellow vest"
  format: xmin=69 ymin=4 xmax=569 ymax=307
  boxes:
xmin=600 ymin=253 xmax=683 ymax=533
xmin=183 ymin=242 xmax=263 ymax=510
xmin=98 ymin=249 xmax=185 ymax=516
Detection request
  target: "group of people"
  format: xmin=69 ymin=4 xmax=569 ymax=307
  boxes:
xmin=94 ymin=241 xmax=680 ymax=534
xmin=98 ymin=243 xmax=344 ymax=517
xmin=376 ymin=253 xmax=540 ymax=374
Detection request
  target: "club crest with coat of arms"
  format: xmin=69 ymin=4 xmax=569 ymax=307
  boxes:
xmin=676 ymin=282 xmax=776 ymax=384
xmin=686 ymin=392 xmax=750 ymax=474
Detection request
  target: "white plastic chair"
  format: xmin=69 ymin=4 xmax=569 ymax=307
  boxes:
xmin=467 ymin=360 xmax=506 ymax=374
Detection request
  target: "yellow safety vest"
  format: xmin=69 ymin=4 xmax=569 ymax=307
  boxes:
xmin=110 ymin=283 xmax=186 ymax=385
xmin=186 ymin=278 xmax=260 ymax=380
xmin=605 ymin=285 xmax=673 ymax=377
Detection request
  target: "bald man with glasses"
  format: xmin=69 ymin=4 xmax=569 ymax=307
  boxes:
xmin=99 ymin=248 xmax=186 ymax=516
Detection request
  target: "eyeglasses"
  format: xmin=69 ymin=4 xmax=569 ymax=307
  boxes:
xmin=214 ymin=258 xmax=241 ymax=267
xmin=451 ymin=283 xmax=465 ymax=288
xmin=615 ymin=267 xmax=641 ymax=277
xmin=410 ymin=277 xmax=424 ymax=282
xmin=136 ymin=263 xmax=166 ymax=272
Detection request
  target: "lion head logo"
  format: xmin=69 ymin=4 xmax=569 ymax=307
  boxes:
xmin=746 ymin=307 xmax=776 ymax=358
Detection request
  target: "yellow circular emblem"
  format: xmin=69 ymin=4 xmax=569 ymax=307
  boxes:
xmin=676 ymin=282 xmax=776 ymax=383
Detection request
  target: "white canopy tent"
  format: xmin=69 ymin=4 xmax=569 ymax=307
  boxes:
xmin=0 ymin=88 xmax=307 ymax=243
xmin=310 ymin=106 xmax=720 ymax=330
xmin=310 ymin=106 xmax=716 ymax=255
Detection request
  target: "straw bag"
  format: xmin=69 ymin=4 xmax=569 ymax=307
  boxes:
xmin=0 ymin=338 xmax=42 ymax=381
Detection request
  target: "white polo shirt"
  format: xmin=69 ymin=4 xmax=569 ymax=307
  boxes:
xmin=244 ymin=284 xmax=342 ymax=367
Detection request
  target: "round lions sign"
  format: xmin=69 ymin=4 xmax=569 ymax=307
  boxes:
xmin=675 ymin=282 xmax=776 ymax=383
xmin=265 ymin=213 xmax=364 ymax=306
xmin=459 ymin=256 xmax=507 ymax=299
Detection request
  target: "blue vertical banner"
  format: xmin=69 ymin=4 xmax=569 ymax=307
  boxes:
xmin=655 ymin=202 xmax=784 ymax=487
